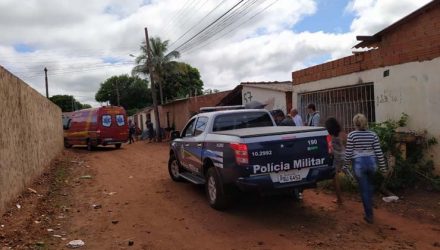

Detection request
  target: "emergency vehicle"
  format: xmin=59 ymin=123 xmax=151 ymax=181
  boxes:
xmin=64 ymin=106 xmax=128 ymax=150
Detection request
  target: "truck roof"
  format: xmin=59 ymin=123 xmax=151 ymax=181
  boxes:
xmin=194 ymin=109 xmax=269 ymax=119
xmin=213 ymin=126 xmax=326 ymax=138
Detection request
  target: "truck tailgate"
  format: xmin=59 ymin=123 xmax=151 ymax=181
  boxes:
xmin=243 ymin=130 xmax=331 ymax=182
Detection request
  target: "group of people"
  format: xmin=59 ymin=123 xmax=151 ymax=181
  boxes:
xmin=271 ymin=103 xmax=320 ymax=127
xmin=273 ymin=103 xmax=387 ymax=224
xmin=128 ymin=119 xmax=155 ymax=144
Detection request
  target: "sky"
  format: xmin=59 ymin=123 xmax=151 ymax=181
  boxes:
xmin=0 ymin=0 xmax=432 ymax=106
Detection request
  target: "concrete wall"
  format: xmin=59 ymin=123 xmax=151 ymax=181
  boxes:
xmin=292 ymin=57 xmax=440 ymax=171
xmin=0 ymin=66 xmax=63 ymax=215
xmin=242 ymin=86 xmax=290 ymax=114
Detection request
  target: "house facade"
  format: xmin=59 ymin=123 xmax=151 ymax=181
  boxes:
xmin=132 ymin=106 xmax=162 ymax=132
xmin=217 ymin=81 xmax=294 ymax=115
xmin=291 ymin=0 xmax=440 ymax=169
xmin=241 ymin=82 xmax=293 ymax=114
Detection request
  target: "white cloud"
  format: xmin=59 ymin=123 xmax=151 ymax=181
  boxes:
xmin=0 ymin=0 xmax=433 ymax=106
xmin=347 ymin=0 xmax=432 ymax=35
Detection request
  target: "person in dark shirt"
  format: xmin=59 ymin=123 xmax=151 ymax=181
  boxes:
xmin=325 ymin=117 xmax=344 ymax=204
xmin=128 ymin=120 xmax=135 ymax=144
xmin=146 ymin=120 xmax=154 ymax=143
xmin=270 ymin=109 xmax=295 ymax=126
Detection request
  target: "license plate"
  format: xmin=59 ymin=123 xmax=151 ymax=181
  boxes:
xmin=270 ymin=168 xmax=310 ymax=183
xmin=279 ymin=173 xmax=301 ymax=183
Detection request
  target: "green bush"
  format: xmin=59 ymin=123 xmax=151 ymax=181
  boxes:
xmin=370 ymin=113 xmax=439 ymax=191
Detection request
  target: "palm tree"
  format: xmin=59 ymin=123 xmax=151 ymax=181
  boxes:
xmin=132 ymin=37 xmax=180 ymax=104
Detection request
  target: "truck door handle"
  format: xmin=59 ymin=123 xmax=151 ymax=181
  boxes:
xmin=197 ymin=143 xmax=203 ymax=147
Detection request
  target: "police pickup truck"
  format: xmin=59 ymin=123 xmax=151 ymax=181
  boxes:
xmin=168 ymin=108 xmax=334 ymax=210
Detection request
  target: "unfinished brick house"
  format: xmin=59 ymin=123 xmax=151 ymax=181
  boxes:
xmin=160 ymin=91 xmax=231 ymax=131
xmin=291 ymin=0 xmax=440 ymax=169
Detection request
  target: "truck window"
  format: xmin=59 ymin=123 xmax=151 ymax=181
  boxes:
xmin=182 ymin=118 xmax=196 ymax=137
xmin=213 ymin=112 xmax=273 ymax=132
xmin=115 ymin=114 xmax=125 ymax=126
xmin=102 ymin=115 xmax=112 ymax=127
xmin=194 ymin=117 xmax=208 ymax=136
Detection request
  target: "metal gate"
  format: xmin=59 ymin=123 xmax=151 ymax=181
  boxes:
xmin=298 ymin=83 xmax=375 ymax=132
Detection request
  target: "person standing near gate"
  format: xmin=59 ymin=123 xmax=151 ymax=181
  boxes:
xmin=290 ymin=108 xmax=303 ymax=126
xmin=306 ymin=103 xmax=320 ymax=126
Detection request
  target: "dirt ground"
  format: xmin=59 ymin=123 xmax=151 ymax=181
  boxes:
xmin=1 ymin=142 xmax=440 ymax=250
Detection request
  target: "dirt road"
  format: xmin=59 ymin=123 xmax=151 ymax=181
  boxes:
xmin=2 ymin=142 xmax=440 ymax=249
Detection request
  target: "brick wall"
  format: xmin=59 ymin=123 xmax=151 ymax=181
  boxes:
xmin=292 ymin=3 xmax=440 ymax=85
xmin=160 ymin=91 xmax=231 ymax=131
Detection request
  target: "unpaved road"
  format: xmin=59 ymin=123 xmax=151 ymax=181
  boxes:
xmin=2 ymin=142 xmax=440 ymax=249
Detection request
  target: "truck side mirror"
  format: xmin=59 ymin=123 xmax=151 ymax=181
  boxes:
xmin=171 ymin=131 xmax=180 ymax=140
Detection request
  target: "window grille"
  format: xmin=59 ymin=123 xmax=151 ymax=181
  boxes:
xmin=298 ymin=83 xmax=375 ymax=132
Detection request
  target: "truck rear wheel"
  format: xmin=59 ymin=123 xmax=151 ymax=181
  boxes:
xmin=115 ymin=143 xmax=122 ymax=149
xmin=87 ymin=139 xmax=93 ymax=151
xmin=64 ymin=139 xmax=72 ymax=149
xmin=206 ymin=168 xmax=231 ymax=210
xmin=168 ymin=155 xmax=183 ymax=182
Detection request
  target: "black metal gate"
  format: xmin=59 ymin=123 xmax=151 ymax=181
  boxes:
xmin=298 ymin=83 xmax=375 ymax=132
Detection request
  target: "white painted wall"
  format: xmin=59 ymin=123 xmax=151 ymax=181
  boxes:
xmin=242 ymin=86 xmax=288 ymax=113
xmin=292 ymin=57 xmax=440 ymax=171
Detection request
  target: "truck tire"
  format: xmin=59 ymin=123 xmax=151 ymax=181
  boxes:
xmin=206 ymin=168 xmax=231 ymax=210
xmin=291 ymin=188 xmax=304 ymax=201
xmin=87 ymin=139 xmax=93 ymax=151
xmin=64 ymin=139 xmax=72 ymax=149
xmin=115 ymin=143 xmax=122 ymax=149
xmin=168 ymin=155 xmax=183 ymax=182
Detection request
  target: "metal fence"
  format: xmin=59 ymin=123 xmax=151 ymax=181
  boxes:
xmin=298 ymin=83 xmax=375 ymax=132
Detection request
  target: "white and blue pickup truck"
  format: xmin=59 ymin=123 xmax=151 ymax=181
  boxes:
xmin=168 ymin=108 xmax=334 ymax=210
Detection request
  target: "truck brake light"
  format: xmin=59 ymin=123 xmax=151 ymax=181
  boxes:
xmin=230 ymin=143 xmax=249 ymax=165
xmin=326 ymin=135 xmax=333 ymax=154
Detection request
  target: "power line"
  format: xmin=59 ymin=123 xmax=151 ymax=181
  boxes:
xmin=182 ymin=0 xmax=279 ymax=54
xmin=168 ymin=0 xmax=228 ymax=49
xmin=178 ymin=0 xmax=263 ymax=53
xmin=161 ymin=0 xmax=199 ymax=38
xmin=17 ymin=62 xmax=134 ymax=79
xmin=171 ymin=0 xmax=246 ymax=53
xmin=7 ymin=61 xmax=134 ymax=75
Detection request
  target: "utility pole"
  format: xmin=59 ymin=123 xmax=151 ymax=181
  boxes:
xmin=115 ymin=83 xmax=120 ymax=106
xmin=145 ymin=27 xmax=162 ymax=142
xmin=44 ymin=67 xmax=49 ymax=98
xmin=71 ymin=96 xmax=74 ymax=111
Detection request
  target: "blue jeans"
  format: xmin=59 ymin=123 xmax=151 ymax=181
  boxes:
xmin=353 ymin=156 xmax=377 ymax=220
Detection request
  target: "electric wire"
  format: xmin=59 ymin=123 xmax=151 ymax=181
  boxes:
xmin=168 ymin=0 xmax=228 ymax=49
xmin=178 ymin=0 xmax=262 ymax=53
xmin=182 ymin=0 xmax=279 ymax=54
xmin=171 ymin=0 xmax=246 ymax=53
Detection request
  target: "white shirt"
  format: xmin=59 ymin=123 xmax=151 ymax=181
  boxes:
xmin=293 ymin=115 xmax=303 ymax=126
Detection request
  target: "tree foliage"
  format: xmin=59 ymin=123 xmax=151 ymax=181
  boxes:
xmin=95 ymin=75 xmax=152 ymax=113
xmin=132 ymin=37 xmax=180 ymax=104
xmin=131 ymin=37 xmax=205 ymax=104
xmin=161 ymin=61 xmax=204 ymax=102
xmin=50 ymin=95 xmax=91 ymax=112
